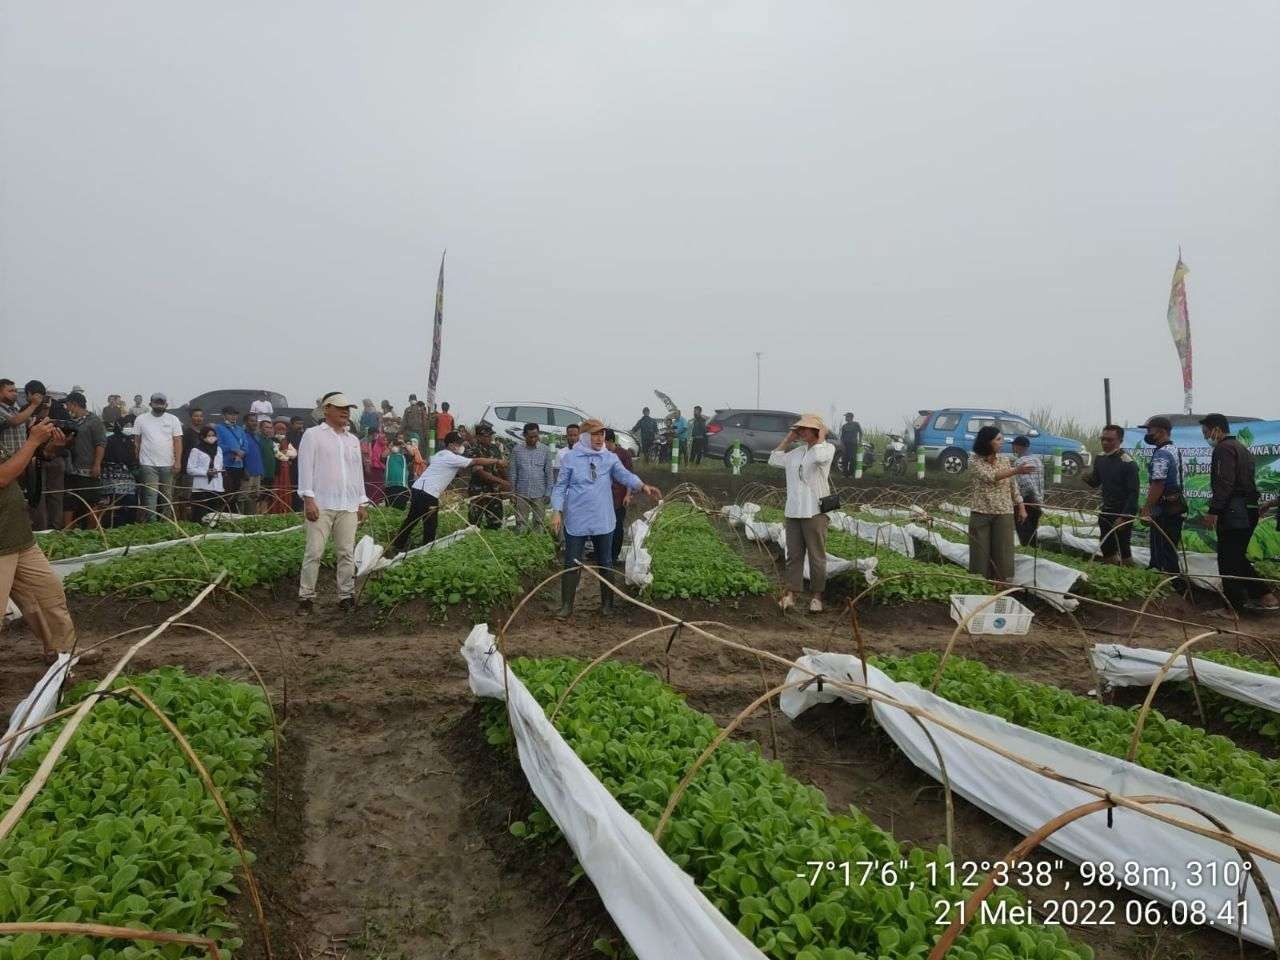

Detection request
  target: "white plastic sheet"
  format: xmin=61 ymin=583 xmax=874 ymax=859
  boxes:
xmin=5 ymin=525 xmax=307 ymax=623
xmin=1035 ymin=528 xmax=1224 ymax=591
xmin=1091 ymin=643 xmax=1280 ymax=716
xmin=353 ymin=525 xmax=477 ymax=587
xmin=782 ymin=649 xmax=1279 ymax=948
xmin=462 ymin=625 xmax=767 ymax=960
xmin=1 ymin=653 xmax=77 ymax=768
xmin=903 ymin=523 xmax=1084 ymax=612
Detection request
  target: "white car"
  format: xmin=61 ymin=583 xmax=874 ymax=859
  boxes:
xmin=477 ymin=401 xmax=640 ymax=454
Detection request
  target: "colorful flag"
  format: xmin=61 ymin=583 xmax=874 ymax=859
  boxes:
xmin=426 ymin=251 xmax=445 ymax=413
xmin=1166 ymin=252 xmax=1192 ymax=414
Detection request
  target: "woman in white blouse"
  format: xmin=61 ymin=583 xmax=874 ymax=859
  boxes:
xmin=185 ymin=426 xmax=225 ymax=522
xmin=768 ymin=413 xmax=835 ymax=613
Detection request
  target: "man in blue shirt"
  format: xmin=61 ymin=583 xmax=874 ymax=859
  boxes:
xmin=550 ymin=418 xmax=661 ymax=619
xmin=240 ymin=415 xmax=266 ymax=514
xmin=214 ymin=406 xmax=248 ymax=513
xmin=1138 ymin=415 xmax=1186 ymax=582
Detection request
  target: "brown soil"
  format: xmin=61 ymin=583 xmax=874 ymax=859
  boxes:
xmin=2 ymin=568 xmax=1278 ymax=960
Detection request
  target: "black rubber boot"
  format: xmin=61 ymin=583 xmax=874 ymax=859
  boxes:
xmin=555 ymin=572 xmax=579 ymax=620
xmin=599 ymin=570 xmax=616 ymax=616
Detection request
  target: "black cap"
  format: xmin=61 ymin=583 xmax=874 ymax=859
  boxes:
xmin=1198 ymin=413 xmax=1230 ymax=432
xmin=1011 ymin=435 xmax=1031 ymax=448
xmin=222 ymin=405 xmax=238 ymax=415
xmin=1139 ymin=415 xmax=1173 ymax=431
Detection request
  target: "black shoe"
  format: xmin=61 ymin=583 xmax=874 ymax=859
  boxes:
xmin=338 ymin=597 xmax=355 ymax=613
xmin=555 ymin=573 xmax=579 ymax=620
xmin=297 ymin=599 xmax=314 ymax=615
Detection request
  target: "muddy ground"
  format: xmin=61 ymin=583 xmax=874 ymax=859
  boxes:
xmin=2 ymin=565 xmax=1278 ymax=960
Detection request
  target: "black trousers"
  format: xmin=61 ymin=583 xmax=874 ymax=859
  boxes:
xmin=1015 ymin=501 xmax=1041 ymax=547
xmin=1147 ymin=513 xmax=1185 ymax=575
xmin=1098 ymin=512 xmax=1133 ymax=560
xmin=841 ymin=442 xmax=857 ymax=476
xmin=690 ymin=438 xmax=706 ymax=464
xmin=612 ymin=505 xmax=627 ymax=564
xmin=392 ymin=488 xmax=439 ymax=552
xmin=1218 ymin=513 xmax=1266 ymax=609
xmin=385 ymin=485 xmax=409 ymax=509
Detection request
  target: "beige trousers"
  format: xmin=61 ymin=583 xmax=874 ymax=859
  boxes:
xmin=299 ymin=509 xmax=358 ymax=600
xmin=784 ymin=515 xmax=829 ymax=593
xmin=1 ymin=544 xmax=77 ymax=655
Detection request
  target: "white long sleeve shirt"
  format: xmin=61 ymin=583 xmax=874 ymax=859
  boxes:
xmin=768 ymin=441 xmax=834 ymax=519
xmin=296 ymin=423 xmax=369 ymax=511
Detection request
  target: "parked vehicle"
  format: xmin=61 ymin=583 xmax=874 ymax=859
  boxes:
xmin=909 ymin=408 xmax=1092 ymax=476
xmin=704 ymin=409 xmax=801 ymax=467
xmin=477 ymin=401 xmax=640 ymax=454
xmin=173 ymin=389 xmax=314 ymax=427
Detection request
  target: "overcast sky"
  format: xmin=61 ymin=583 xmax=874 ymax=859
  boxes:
xmin=2 ymin=1 xmax=1277 ymax=432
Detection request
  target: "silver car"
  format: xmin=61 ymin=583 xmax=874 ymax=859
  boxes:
xmin=477 ymin=401 xmax=640 ymax=454
xmin=704 ymin=408 xmax=801 ymax=466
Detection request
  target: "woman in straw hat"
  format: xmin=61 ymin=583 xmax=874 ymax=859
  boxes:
xmin=550 ymin=418 xmax=661 ymax=619
xmin=768 ymin=413 xmax=835 ymax=612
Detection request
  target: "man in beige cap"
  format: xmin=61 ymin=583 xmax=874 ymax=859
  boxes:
xmin=296 ymin=392 xmax=368 ymax=613
xmin=768 ymin=413 xmax=835 ymax=613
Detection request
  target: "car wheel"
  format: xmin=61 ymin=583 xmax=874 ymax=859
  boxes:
xmin=723 ymin=446 xmax=753 ymax=468
xmin=939 ymin=448 xmax=968 ymax=474
xmin=1061 ymin=453 xmax=1083 ymax=478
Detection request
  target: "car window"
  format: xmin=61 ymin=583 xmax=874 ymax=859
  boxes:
xmin=494 ymin=406 xmax=516 ymax=421
xmin=548 ymin=407 xmax=581 ymax=427
xmin=1000 ymin=419 xmax=1031 ymax=436
xmin=749 ymin=413 xmax=792 ymax=433
xmin=966 ymin=417 xmax=996 ymax=433
xmin=933 ymin=413 xmax=961 ymax=431
xmin=513 ymin=406 xmax=549 ymax=424
xmin=722 ymin=413 xmax=749 ymax=429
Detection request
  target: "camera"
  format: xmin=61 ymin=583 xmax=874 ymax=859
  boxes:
xmin=46 ymin=419 xmax=79 ymax=436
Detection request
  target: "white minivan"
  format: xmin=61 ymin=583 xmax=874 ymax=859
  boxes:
xmin=477 ymin=401 xmax=640 ymax=454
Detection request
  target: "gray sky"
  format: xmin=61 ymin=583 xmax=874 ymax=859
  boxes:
xmin=3 ymin=1 xmax=1277 ymax=433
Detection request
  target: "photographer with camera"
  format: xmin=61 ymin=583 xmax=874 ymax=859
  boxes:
xmin=1 ymin=418 xmax=79 ymax=661
xmin=60 ymin=391 xmax=106 ymax=529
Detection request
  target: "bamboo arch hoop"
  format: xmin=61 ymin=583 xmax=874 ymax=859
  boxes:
xmin=511 ymin=567 xmax=1280 ymax=874
xmin=0 ymin=922 xmax=224 ymax=959
xmin=926 ymin=794 xmax=1280 ymax=960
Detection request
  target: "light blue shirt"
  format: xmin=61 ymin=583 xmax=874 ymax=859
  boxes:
xmin=551 ymin=441 xmax=643 ymax=536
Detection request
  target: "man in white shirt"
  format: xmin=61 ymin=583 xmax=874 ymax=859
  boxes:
xmin=553 ymin=422 xmax=580 ymax=480
xmin=388 ymin=430 xmax=504 ymax=554
xmin=133 ymin=392 xmax=183 ymax=519
xmin=248 ymin=391 xmax=274 ymax=418
xmin=296 ymin=393 xmax=368 ymax=613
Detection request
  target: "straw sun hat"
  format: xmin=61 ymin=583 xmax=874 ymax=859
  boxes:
xmin=790 ymin=413 xmax=827 ymax=433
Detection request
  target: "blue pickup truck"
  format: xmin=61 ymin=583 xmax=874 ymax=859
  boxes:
xmin=909 ymin=408 xmax=1092 ymax=477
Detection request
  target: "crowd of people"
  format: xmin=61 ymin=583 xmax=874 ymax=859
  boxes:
xmin=3 ymin=379 xmax=1278 ymax=665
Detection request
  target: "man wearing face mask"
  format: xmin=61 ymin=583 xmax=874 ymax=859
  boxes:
xmin=1137 ymin=415 xmax=1186 ymax=585
xmin=389 ymin=430 xmax=504 ymax=554
xmin=1200 ymin=413 xmax=1279 ymax=613
xmin=133 ymin=393 xmax=183 ymax=520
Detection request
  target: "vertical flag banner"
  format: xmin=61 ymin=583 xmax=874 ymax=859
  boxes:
xmin=1166 ymin=252 xmax=1193 ymax=414
xmin=426 ymin=251 xmax=445 ymax=413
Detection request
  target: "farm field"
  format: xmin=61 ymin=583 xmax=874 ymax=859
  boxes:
xmin=2 ymin=481 xmax=1278 ymax=960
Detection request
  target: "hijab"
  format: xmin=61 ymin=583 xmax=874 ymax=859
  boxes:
xmin=197 ymin=429 xmax=220 ymax=462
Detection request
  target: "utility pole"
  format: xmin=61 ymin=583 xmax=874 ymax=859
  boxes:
xmin=1103 ymin=378 xmax=1112 ymax=426
xmin=754 ymin=352 xmax=762 ymax=407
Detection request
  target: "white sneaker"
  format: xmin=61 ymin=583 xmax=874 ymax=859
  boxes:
xmin=808 ymin=597 xmax=823 ymax=613
xmin=779 ymin=593 xmax=795 ymax=611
